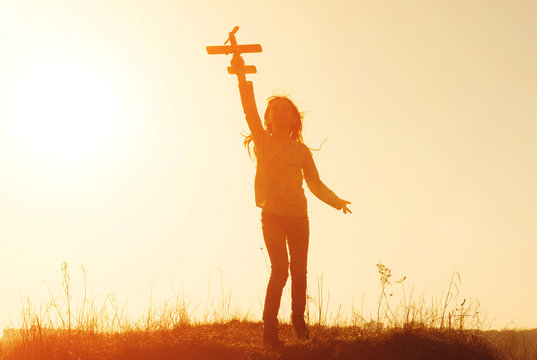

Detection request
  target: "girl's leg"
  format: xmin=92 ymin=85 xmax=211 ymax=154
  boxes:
xmin=286 ymin=215 xmax=310 ymax=339
xmin=261 ymin=211 xmax=289 ymax=343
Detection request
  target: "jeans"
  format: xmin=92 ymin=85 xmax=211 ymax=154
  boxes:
xmin=261 ymin=210 xmax=309 ymax=327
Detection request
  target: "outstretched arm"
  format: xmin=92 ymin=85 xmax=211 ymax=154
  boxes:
xmin=233 ymin=56 xmax=266 ymax=143
xmin=303 ymin=147 xmax=352 ymax=214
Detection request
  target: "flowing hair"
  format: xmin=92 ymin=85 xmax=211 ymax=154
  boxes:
xmin=243 ymin=96 xmax=305 ymax=159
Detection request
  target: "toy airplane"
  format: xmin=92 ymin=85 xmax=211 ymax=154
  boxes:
xmin=206 ymin=26 xmax=262 ymax=76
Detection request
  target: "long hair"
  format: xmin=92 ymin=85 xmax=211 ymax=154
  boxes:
xmin=243 ymin=96 xmax=304 ymax=159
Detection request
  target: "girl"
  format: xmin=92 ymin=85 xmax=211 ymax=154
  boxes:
xmin=234 ymin=61 xmax=351 ymax=348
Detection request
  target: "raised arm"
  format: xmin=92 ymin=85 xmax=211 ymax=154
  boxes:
xmin=233 ymin=56 xmax=266 ymax=143
xmin=303 ymin=147 xmax=352 ymax=213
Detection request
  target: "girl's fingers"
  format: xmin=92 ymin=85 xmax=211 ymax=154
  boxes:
xmin=340 ymin=199 xmax=352 ymax=214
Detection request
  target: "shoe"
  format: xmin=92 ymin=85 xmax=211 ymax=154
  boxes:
xmin=292 ymin=317 xmax=310 ymax=340
xmin=263 ymin=325 xmax=285 ymax=350
xmin=263 ymin=335 xmax=285 ymax=350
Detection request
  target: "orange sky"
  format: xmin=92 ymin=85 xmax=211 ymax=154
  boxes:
xmin=1 ymin=0 xmax=536 ymax=330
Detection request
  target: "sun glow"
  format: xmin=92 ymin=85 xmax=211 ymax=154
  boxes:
xmin=3 ymin=53 xmax=121 ymax=163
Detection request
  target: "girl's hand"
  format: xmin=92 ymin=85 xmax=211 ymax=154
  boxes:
xmin=231 ymin=55 xmax=247 ymax=85
xmin=340 ymin=200 xmax=352 ymax=214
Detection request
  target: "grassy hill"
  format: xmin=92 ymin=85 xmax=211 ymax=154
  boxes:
xmin=1 ymin=321 xmax=505 ymax=360
xmin=482 ymin=328 xmax=537 ymax=360
xmin=1 ymin=263 xmax=531 ymax=359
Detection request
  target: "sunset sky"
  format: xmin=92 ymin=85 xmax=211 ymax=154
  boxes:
xmin=1 ymin=0 xmax=536 ymax=330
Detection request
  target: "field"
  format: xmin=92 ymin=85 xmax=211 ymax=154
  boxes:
xmin=1 ymin=321 xmax=511 ymax=360
xmin=0 ymin=263 xmax=533 ymax=360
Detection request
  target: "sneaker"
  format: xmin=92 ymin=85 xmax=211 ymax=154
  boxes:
xmin=263 ymin=335 xmax=285 ymax=350
xmin=292 ymin=317 xmax=310 ymax=340
xmin=263 ymin=325 xmax=285 ymax=350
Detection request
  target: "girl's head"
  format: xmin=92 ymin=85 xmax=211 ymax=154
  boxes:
xmin=263 ymin=96 xmax=304 ymax=142
xmin=243 ymin=95 xmax=304 ymax=158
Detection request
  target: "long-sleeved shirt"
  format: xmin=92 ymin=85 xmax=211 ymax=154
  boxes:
xmin=239 ymin=81 xmax=344 ymax=217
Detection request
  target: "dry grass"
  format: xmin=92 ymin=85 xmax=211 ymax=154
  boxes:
xmin=0 ymin=263 xmax=517 ymax=360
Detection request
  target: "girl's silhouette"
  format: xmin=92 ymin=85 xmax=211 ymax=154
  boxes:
xmin=234 ymin=61 xmax=351 ymax=349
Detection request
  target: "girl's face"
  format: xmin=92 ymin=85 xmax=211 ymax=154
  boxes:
xmin=269 ymin=99 xmax=296 ymax=129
